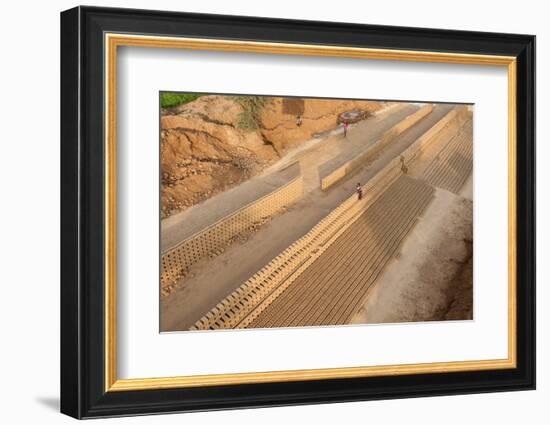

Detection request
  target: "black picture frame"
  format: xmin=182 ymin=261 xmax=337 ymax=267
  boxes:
xmin=61 ymin=5 xmax=535 ymax=419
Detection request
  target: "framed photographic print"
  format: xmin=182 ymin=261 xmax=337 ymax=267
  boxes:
xmin=60 ymin=6 xmax=535 ymax=419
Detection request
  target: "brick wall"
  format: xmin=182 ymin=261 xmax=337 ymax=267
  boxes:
xmin=161 ymin=176 xmax=304 ymax=289
xmin=321 ymin=104 xmax=434 ymax=190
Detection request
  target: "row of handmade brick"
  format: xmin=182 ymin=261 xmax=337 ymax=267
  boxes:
xmin=189 ymin=107 xmax=464 ymax=329
xmin=160 ymin=176 xmax=304 ymax=290
xmin=320 ymin=104 xmax=434 ymax=190
xmin=190 ymin=188 xmax=368 ymax=330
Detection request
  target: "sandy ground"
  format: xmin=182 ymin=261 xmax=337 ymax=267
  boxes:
xmin=350 ymin=184 xmax=473 ymax=324
xmin=161 ymin=105 xmax=453 ymax=331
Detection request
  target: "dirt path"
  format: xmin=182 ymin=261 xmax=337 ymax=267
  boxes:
xmin=161 ymin=162 xmax=299 ymax=251
xmin=161 ymin=104 xmax=453 ymax=331
xmin=264 ymin=103 xmax=417 ymax=192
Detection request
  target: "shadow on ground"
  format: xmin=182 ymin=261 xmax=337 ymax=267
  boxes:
xmin=35 ymin=396 xmax=59 ymax=412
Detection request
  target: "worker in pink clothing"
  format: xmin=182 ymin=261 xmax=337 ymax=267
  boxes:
xmin=343 ymin=121 xmax=350 ymax=138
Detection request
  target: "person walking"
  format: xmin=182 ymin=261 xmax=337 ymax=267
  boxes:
xmin=356 ymin=183 xmax=363 ymax=200
xmin=343 ymin=121 xmax=349 ymax=138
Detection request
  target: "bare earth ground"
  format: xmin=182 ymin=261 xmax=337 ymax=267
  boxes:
xmin=161 ymin=105 xmax=453 ymax=331
xmin=350 ymin=184 xmax=473 ymax=324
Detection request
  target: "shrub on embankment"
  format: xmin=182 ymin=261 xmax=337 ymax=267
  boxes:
xmin=160 ymin=92 xmax=204 ymax=108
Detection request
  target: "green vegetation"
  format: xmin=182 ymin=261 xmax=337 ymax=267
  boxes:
xmin=159 ymin=93 xmax=269 ymax=131
xmin=160 ymin=92 xmax=204 ymax=108
xmin=234 ymin=96 xmax=269 ymax=131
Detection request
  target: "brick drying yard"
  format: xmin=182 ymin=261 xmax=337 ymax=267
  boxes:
xmin=160 ymin=101 xmax=473 ymax=332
